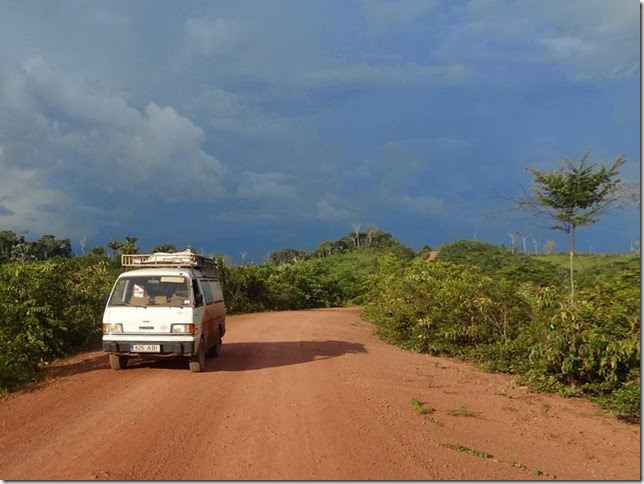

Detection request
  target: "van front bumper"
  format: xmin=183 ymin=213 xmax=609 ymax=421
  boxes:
xmin=102 ymin=340 xmax=195 ymax=356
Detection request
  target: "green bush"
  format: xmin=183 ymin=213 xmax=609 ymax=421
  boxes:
xmin=521 ymin=265 xmax=640 ymax=417
xmin=435 ymin=240 xmax=566 ymax=288
xmin=363 ymin=257 xmax=531 ymax=357
xmin=0 ymin=259 xmax=114 ymax=390
xmin=362 ymin=253 xmax=640 ymax=420
xmin=217 ymin=249 xmax=385 ymax=314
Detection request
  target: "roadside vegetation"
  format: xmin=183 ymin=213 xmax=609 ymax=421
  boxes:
xmin=363 ymin=240 xmax=640 ymax=420
xmin=0 ymin=229 xmax=639 ymax=423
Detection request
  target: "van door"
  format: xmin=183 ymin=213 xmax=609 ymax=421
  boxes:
xmin=192 ymin=278 xmax=206 ymax=344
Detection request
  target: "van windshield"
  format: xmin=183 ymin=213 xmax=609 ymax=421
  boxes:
xmin=108 ymin=276 xmax=191 ymax=307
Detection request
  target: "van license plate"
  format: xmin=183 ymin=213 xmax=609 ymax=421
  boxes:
xmin=132 ymin=344 xmax=160 ymax=352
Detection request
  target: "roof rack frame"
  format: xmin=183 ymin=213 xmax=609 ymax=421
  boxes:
xmin=121 ymin=251 xmax=219 ymax=278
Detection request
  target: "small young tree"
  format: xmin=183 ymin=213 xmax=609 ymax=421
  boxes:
xmin=517 ymin=150 xmax=626 ymax=303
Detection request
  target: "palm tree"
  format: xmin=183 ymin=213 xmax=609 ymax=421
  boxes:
xmin=122 ymin=236 xmax=139 ymax=254
xmin=107 ymin=240 xmax=123 ymax=258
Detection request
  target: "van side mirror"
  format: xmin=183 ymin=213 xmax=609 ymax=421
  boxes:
xmin=195 ymin=294 xmax=204 ymax=306
xmin=103 ymin=292 xmax=110 ymax=304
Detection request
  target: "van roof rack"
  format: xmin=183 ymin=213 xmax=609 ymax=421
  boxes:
xmin=121 ymin=250 xmax=219 ymax=278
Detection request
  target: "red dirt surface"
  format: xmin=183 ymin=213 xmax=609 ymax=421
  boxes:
xmin=0 ymin=308 xmax=639 ymax=480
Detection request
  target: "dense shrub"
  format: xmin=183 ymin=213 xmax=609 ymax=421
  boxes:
xmin=363 ymin=257 xmax=531 ymax=356
xmin=0 ymin=259 xmax=114 ymax=390
xmin=362 ymin=253 xmax=641 ymax=419
xmin=520 ymin=264 xmax=641 ymax=417
xmin=217 ymin=249 xmax=384 ymax=314
xmin=435 ymin=240 xmax=566 ymax=288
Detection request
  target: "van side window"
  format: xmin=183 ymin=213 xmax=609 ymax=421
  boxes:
xmin=192 ymin=279 xmax=203 ymax=307
xmin=209 ymin=281 xmax=223 ymax=302
xmin=200 ymin=279 xmax=214 ymax=305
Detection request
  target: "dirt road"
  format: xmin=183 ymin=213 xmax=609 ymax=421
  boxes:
xmin=0 ymin=308 xmax=639 ymax=480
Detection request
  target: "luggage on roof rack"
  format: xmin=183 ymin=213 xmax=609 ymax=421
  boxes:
xmin=121 ymin=250 xmax=219 ymax=278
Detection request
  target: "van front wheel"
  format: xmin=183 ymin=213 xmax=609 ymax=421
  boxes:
xmin=189 ymin=338 xmax=206 ymax=373
xmin=109 ymin=354 xmax=128 ymax=370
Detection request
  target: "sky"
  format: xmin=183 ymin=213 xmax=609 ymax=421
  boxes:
xmin=0 ymin=0 xmax=640 ymax=261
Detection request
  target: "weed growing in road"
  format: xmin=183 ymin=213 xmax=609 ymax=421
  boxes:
xmin=411 ymin=398 xmax=434 ymax=415
xmin=411 ymin=398 xmax=444 ymax=426
xmin=440 ymin=443 xmax=492 ymax=459
xmin=507 ymin=460 xmax=555 ymax=479
xmin=427 ymin=416 xmax=444 ymax=426
xmin=496 ymin=386 xmax=510 ymax=397
xmin=448 ymin=405 xmax=479 ymax=417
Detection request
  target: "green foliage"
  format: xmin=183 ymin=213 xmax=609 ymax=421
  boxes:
xmin=313 ymin=228 xmax=416 ymax=259
xmin=105 ymin=236 xmax=139 ymax=257
xmin=519 ymin=264 xmax=641 ymax=417
xmin=121 ymin=236 xmax=139 ymax=254
xmin=0 ymin=230 xmax=19 ymax=264
xmin=217 ymin=249 xmax=385 ymax=314
xmin=535 ymin=253 xmax=639 ymax=290
xmin=268 ymin=248 xmax=309 ymax=265
xmin=151 ymin=243 xmax=177 ymax=253
xmin=411 ymin=398 xmax=434 ymax=415
xmin=0 ymin=233 xmax=72 ymax=264
xmin=363 ymin=249 xmax=640 ymax=420
xmin=30 ymin=234 xmax=72 ymax=260
xmin=518 ymin=151 xmax=627 ymax=302
xmin=363 ymin=257 xmax=532 ymax=356
xmin=90 ymin=245 xmax=107 ymax=257
xmin=0 ymin=259 xmax=114 ymax=390
xmin=525 ymin=151 xmax=625 ymax=233
xmin=448 ymin=405 xmax=479 ymax=417
xmin=435 ymin=240 xmax=565 ymax=288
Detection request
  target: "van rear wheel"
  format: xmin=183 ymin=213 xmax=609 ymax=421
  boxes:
xmin=189 ymin=338 xmax=207 ymax=373
xmin=207 ymin=334 xmax=222 ymax=357
xmin=109 ymin=354 xmax=128 ymax=370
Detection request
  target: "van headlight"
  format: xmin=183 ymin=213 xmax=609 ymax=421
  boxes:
xmin=171 ymin=324 xmax=195 ymax=334
xmin=102 ymin=323 xmax=123 ymax=333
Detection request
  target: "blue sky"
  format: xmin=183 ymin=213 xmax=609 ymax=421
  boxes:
xmin=0 ymin=0 xmax=640 ymax=261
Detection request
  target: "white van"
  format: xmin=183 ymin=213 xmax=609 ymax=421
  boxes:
xmin=102 ymin=251 xmax=226 ymax=372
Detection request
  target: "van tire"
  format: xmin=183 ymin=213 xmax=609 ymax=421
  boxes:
xmin=109 ymin=354 xmax=128 ymax=370
xmin=189 ymin=338 xmax=206 ymax=373
xmin=207 ymin=333 xmax=222 ymax=358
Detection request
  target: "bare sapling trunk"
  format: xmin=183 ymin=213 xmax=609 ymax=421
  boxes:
xmin=569 ymin=227 xmax=575 ymax=305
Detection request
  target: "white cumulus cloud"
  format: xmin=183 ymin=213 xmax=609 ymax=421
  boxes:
xmin=0 ymin=56 xmax=227 ymax=238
